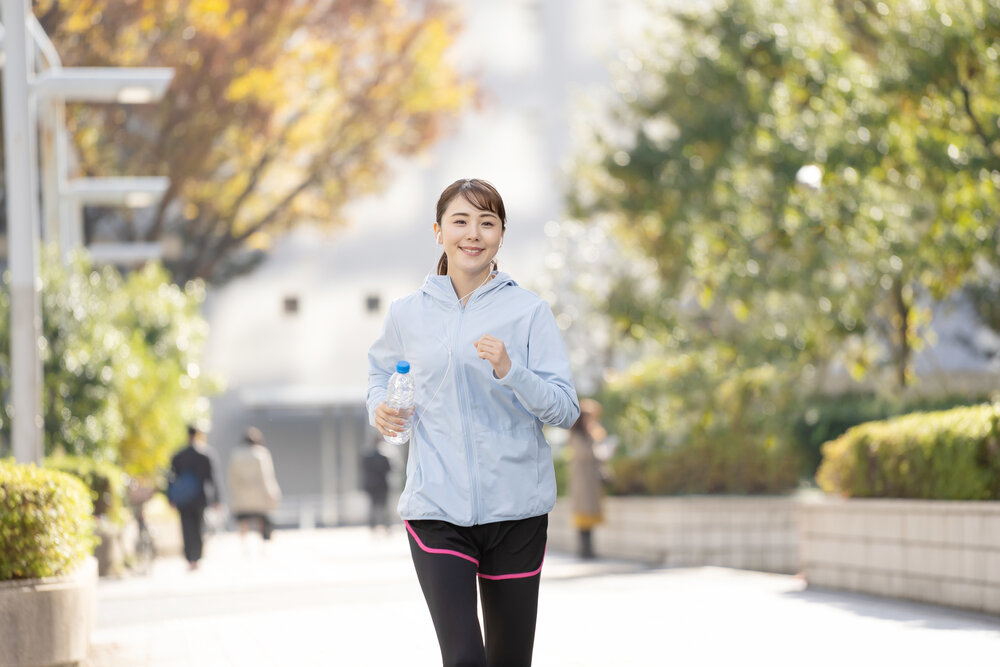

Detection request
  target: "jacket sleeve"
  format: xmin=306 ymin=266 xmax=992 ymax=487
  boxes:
xmin=496 ymin=301 xmax=580 ymax=429
xmin=367 ymin=302 xmax=404 ymax=427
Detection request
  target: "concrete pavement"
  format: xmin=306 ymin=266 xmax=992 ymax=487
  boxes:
xmin=85 ymin=526 xmax=1000 ymax=666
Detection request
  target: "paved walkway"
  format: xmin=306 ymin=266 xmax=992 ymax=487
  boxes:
xmin=85 ymin=527 xmax=1000 ymax=666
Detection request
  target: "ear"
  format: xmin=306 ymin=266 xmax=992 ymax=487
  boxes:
xmin=433 ymin=223 xmax=442 ymax=244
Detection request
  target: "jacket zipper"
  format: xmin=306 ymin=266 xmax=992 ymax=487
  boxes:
xmin=454 ymin=305 xmax=481 ymax=525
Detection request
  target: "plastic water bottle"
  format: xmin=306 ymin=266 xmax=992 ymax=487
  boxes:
xmin=384 ymin=360 xmax=415 ymax=445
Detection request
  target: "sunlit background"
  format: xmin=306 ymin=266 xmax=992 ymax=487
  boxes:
xmin=2 ymin=0 xmax=1000 ymax=634
xmin=2 ymin=0 xmax=999 ymax=517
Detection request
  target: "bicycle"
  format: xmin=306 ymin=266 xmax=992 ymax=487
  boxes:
xmin=128 ymin=480 xmax=157 ymax=576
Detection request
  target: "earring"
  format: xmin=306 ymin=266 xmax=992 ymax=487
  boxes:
xmin=436 ymin=233 xmax=442 ymax=243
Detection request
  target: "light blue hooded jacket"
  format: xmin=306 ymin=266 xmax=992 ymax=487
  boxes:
xmin=367 ymin=271 xmax=580 ymax=526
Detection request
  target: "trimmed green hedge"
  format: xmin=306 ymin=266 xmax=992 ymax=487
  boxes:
xmin=606 ymin=439 xmax=800 ymax=496
xmin=45 ymin=456 xmax=130 ymax=526
xmin=0 ymin=460 xmax=97 ymax=581
xmin=793 ymin=393 xmax=992 ymax=477
xmin=817 ymin=402 xmax=1000 ymax=500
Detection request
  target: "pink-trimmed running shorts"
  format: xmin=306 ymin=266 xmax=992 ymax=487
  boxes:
xmin=404 ymin=514 xmax=547 ymax=580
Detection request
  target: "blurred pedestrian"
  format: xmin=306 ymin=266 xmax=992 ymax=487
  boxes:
xmin=361 ymin=435 xmax=393 ymax=533
xmin=368 ymin=178 xmax=579 ymax=667
xmin=227 ymin=426 xmax=282 ymax=551
xmin=568 ymin=398 xmax=607 ymax=559
xmin=168 ymin=425 xmax=221 ymax=571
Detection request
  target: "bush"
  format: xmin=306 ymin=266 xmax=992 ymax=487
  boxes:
xmin=45 ymin=456 xmax=131 ymax=526
xmin=793 ymin=393 xmax=992 ymax=478
xmin=0 ymin=460 xmax=97 ymax=581
xmin=817 ymin=402 xmax=1000 ymax=500
xmin=606 ymin=439 xmax=800 ymax=496
xmin=553 ymin=451 xmax=569 ymax=497
xmin=599 ymin=356 xmax=802 ymax=495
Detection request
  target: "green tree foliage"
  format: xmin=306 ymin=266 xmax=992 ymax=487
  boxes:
xmin=106 ymin=262 xmax=217 ymax=477
xmin=567 ymin=0 xmax=1000 ymax=489
xmin=0 ymin=249 xmax=216 ymax=478
xmin=26 ymin=0 xmax=472 ymax=282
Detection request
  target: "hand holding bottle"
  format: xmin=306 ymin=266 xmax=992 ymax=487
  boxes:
xmin=374 ymin=402 xmax=408 ymax=438
xmin=380 ymin=361 xmax=415 ymax=444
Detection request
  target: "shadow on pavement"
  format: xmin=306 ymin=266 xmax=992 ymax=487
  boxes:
xmin=782 ymin=584 xmax=1000 ymax=632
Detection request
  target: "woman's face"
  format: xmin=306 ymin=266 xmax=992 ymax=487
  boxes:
xmin=435 ymin=195 xmax=504 ymax=277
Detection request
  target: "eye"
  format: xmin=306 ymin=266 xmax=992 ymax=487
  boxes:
xmin=482 ymin=220 xmax=494 ymax=227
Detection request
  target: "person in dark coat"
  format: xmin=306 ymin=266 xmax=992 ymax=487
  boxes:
xmin=361 ymin=436 xmax=392 ymax=532
xmin=169 ymin=425 xmax=221 ymax=570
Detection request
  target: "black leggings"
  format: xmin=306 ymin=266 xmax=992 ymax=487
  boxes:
xmin=406 ymin=517 xmax=545 ymax=667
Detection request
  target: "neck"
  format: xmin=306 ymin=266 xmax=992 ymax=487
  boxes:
xmin=448 ymin=267 xmax=493 ymax=306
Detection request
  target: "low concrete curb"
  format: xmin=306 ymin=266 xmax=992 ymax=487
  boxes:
xmin=0 ymin=557 xmax=97 ymax=667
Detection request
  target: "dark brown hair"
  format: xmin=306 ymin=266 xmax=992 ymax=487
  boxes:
xmin=435 ymin=178 xmax=506 ymax=275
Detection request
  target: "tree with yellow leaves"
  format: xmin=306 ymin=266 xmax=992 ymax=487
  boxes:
xmin=33 ymin=0 xmax=472 ymax=282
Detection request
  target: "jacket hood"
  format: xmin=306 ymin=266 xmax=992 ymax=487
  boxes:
xmin=419 ymin=271 xmax=517 ymax=307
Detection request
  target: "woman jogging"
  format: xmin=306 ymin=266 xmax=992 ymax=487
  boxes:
xmin=367 ymin=178 xmax=580 ymax=667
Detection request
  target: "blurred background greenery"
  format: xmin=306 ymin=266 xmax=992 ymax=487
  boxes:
xmin=1 ymin=0 xmax=998 ymax=502
xmin=0 ymin=250 xmax=215 ymax=481
xmin=0 ymin=0 xmax=470 ymax=488
xmin=550 ymin=0 xmax=1000 ymax=496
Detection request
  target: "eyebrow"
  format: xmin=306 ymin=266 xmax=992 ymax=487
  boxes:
xmin=449 ymin=211 xmax=497 ymax=219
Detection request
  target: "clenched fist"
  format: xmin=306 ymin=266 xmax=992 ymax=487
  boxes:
xmin=474 ymin=334 xmax=511 ymax=379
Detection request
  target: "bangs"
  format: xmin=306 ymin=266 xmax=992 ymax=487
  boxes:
xmin=437 ymin=178 xmax=507 ymax=225
xmin=459 ymin=181 xmax=505 ymax=220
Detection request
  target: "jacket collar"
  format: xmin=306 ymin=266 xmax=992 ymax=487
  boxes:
xmin=419 ymin=271 xmax=516 ymax=308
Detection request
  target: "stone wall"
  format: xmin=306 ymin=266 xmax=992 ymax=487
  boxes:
xmin=548 ymin=496 xmax=798 ymax=574
xmin=548 ymin=495 xmax=1000 ymax=615
xmin=800 ymin=498 xmax=1000 ymax=615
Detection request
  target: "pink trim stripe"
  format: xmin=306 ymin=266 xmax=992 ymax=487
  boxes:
xmin=404 ymin=521 xmax=480 ymax=566
xmin=478 ymin=548 xmax=546 ymax=581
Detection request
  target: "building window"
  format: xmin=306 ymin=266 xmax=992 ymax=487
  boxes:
xmin=366 ymin=294 xmax=381 ymax=313
xmin=283 ymin=296 xmax=299 ymax=315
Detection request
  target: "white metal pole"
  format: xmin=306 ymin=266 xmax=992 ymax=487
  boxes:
xmin=2 ymin=0 xmax=44 ymax=463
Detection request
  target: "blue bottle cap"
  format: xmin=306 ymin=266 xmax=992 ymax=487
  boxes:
xmin=396 ymin=361 xmax=410 ymax=374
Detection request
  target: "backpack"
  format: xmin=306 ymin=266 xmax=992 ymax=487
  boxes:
xmin=167 ymin=470 xmax=202 ymax=508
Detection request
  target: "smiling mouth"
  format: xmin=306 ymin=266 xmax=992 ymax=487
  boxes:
xmin=459 ymin=247 xmax=484 ymax=255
